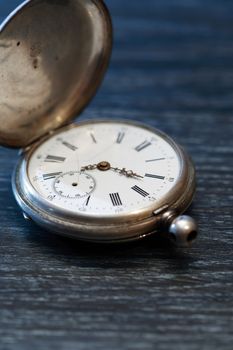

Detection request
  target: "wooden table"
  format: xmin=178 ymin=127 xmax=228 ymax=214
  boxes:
xmin=0 ymin=1 xmax=233 ymax=349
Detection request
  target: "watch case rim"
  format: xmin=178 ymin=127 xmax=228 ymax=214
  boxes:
xmin=12 ymin=118 xmax=196 ymax=242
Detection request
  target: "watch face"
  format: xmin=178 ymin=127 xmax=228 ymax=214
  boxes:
xmin=26 ymin=120 xmax=182 ymax=218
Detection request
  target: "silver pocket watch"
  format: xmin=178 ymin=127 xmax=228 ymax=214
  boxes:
xmin=0 ymin=0 xmax=198 ymax=247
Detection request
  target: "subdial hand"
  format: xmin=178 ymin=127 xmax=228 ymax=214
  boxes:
xmin=81 ymin=161 xmax=143 ymax=179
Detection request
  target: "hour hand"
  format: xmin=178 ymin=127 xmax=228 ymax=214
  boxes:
xmin=111 ymin=167 xmax=144 ymax=179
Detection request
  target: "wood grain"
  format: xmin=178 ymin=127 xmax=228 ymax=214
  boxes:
xmin=0 ymin=1 xmax=233 ymax=349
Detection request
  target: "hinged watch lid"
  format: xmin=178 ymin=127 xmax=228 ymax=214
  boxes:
xmin=0 ymin=0 xmax=112 ymax=148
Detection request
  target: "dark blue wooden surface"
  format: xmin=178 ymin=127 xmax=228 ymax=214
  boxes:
xmin=0 ymin=1 xmax=233 ymax=349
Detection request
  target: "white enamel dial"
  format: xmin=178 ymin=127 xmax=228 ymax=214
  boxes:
xmin=27 ymin=120 xmax=182 ymax=217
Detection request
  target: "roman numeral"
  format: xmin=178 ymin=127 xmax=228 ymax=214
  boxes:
xmin=43 ymin=172 xmax=62 ymax=180
xmin=61 ymin=141 xmax=77 ymax=151
xmin=145 ymin=174 xmax=165 ymax=180
xmin=90 ymin=133 xmax=97 ymax=143
xmin=131 ymin=185 xmax=149 ymax=197
xmin=110 ymin=193 xmax=123 ymax=206
xmin=116 ymin=132 xmax=125 ymax=144
xmin=146 ymin=158 xmax=165 ymax=163
xmin=135 ymin=141 xmax=152 ymax=152
xmin=45 ymin=155 xmax=66 ymax=163
xmin=86 ymin=196 xmax=91 ymax=206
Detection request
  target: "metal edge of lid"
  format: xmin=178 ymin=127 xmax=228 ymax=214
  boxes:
xmin=0 ymin=0 xmax=113 ymax=148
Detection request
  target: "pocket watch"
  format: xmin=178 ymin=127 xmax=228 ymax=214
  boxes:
xmin=0 ymin=0 xmax=198 ymax=247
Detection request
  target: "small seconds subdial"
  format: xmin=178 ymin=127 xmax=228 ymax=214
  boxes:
xmin=54 ymin=171 xmax=96 ymax=199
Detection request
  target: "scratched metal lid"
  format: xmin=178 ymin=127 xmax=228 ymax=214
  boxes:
xmin=0 ymin=0 xmax=112 ymax=148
